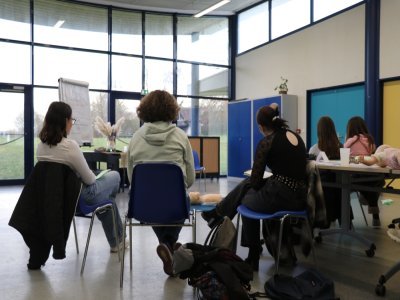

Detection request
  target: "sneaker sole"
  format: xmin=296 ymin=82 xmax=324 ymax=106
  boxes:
xmin=157 ymin=245 xmax=173 ymax=275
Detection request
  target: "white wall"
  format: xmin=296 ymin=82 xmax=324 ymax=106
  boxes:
xmin=380 ymin=0 xmax=400 ymax=79
xmin=235 ymin=5 xmax=366 ymax=142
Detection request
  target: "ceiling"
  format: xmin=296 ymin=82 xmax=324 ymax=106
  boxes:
xmin=80 ymin=0 xmax=261 ymax=15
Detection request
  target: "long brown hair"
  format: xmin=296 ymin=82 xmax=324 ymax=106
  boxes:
xmin=256 ymin=104 xmax=288 ymax=131
xmin=317 ymin=116 xmax=341 ymax=159
xmin=346 ymin=116 xmax=375 ymax=153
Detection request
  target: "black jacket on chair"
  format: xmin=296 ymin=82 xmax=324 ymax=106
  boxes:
xmin=9 ymin=161 xmax=81 ymax=260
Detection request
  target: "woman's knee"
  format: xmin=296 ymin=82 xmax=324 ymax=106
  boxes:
xmin=105 ymin=170 xmax=121 ymax=186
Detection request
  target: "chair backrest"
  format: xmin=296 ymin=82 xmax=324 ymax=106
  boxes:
xmin=128 ymin=162 xmax=189 ymax=223
xmin=192 ymin=150 xmax=201 ymax=168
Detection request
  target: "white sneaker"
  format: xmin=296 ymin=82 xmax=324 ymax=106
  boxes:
xmin=110 ymin=239 xmax=128 ymax=253
xmin=387 ymin=229 xmax=400 ymax=243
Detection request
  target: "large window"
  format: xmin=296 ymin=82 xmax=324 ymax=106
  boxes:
xmin=0 ymin=0 xmax=30 ymax=41
xmin=178 ymin=97 xmax=228 ymax=175
xmin=314 ymin=0 xmax=363 ymax=21
xmin=112 ymin=10 xmax=142 ymax=55
xmin=177 ymin=16 xmax=229 ymax=65
xmin=145 ymin=14 xmax=173 ymax=59
xmin=271 ymin=0 xmax=310 ymax=39
xmin=34 ymin=47 xmax=108 ymax=89
xmin=145 ymin=59 xmax=173 ymax=93
xmin=237 ymin=2 xmax=269 ymax=54
xmin=177 ymin=63 xmax=228 ymax=97
xmin=34 ymin=0 xmax=108 ymax=51
xmin=0 ymin=42 xmax=31 ymax=84
xmin=111 ymin=55 xmax=142 ymax=92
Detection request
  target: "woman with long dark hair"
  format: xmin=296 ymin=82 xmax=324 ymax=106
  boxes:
xmin=202 ymin=103 xmax=307 ymax=270
xmin=38 ymin=101 xmax=124 ymax=254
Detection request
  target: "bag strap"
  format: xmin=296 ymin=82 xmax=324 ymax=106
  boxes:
xmin=204 ymin=217 xmax=224 ymax=246
xmin=248 ymin=291 xmax=269 ymax=299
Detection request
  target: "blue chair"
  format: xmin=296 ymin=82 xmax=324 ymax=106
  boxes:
xmin=193 ymin=150 xmax=206 ymax=191
xmin=237 ymin=205 xmax=315 ymax=274
xmin=120 ymin=162 xmax=196 ymax=288
xmin=74 ymin=195 xmax=120 ymax=275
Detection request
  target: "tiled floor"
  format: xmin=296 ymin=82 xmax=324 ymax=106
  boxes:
xmin=1 ymin=178 xmax=400 ymax=299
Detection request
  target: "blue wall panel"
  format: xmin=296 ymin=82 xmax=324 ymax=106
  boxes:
xmin=309 ymin=85 xmax=364 ymax=148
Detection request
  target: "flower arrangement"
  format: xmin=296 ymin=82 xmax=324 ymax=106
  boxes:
xmin=274 ymin=77 xmax=288 ymax=94
xmin=94 ymin=116 xmax=125 ymax=151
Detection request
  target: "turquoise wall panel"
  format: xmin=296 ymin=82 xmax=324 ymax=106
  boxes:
xmin=309 ymin=85 xmax=364 ymax=148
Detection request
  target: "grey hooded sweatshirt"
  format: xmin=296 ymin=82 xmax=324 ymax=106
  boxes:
xmin=127 ymin=121 xmax=195 ymax=188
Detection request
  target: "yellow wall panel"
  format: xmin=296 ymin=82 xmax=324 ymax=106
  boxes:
xmin=383 ymin=81 xmax=400 ymax=147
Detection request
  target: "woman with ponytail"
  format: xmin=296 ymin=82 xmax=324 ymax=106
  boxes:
xmin=202 ymin=103 xmax=307 ymax=271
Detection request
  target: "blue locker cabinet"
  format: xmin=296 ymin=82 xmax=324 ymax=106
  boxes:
xmin=228 ymin=95 xmax=298 ymax=178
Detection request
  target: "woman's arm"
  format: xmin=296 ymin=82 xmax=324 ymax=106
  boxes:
xmin=68 ymin=141 xmax=96 ymax=185
xmin=184 ymin=139 xmax=195 ymax=188
xmin=250 ymin=137 xmax=271 ymax=190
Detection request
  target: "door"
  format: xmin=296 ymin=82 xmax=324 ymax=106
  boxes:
xmin=0 ymin=84 xmax=33 ymax=185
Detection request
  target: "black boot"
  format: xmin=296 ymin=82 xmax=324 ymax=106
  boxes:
xmin=244 ymin=247 xmax=260 ymax=271
xmin=201 ymin=209 xmax=223 ymax=228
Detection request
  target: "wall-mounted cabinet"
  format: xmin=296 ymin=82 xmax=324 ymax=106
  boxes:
xmin=228 ymin=95 xmax=298 ymax=178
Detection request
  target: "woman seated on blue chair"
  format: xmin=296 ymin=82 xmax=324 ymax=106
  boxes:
xmin=127 ymin=90 xmax=195 ymax=276
xmin=202 ymin=103 xmax=307 ymax=271
xmin=37 ymin=102 xmax=124 ymax=259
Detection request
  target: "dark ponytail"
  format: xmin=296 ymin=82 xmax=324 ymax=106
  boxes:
xmin=256 ymin=104 xmax=288 ymax=131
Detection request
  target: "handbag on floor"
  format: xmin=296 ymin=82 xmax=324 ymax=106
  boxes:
xmin=205 ymin=216 xmax=237 ymax=251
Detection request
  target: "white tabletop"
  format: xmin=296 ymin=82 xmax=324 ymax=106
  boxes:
xmin=316 ymin=161 xmax=392 ymax=174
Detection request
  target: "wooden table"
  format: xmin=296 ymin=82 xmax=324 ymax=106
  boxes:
xmin=83 ymin=151 xmax=128 ymax=191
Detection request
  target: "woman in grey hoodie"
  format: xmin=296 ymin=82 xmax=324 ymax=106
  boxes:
xmin=127 ymin=90 xmax=195 ymax=275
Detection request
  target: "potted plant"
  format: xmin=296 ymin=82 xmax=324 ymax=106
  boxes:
xmin=274 ymin=77 xmax=288 ymax=94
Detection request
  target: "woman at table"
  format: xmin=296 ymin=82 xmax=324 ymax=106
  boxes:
xmin=202 ymin=103 xmax=307 ymax=270
xmin=37 ymin=102 xmax=124 ymax=255
xmin=344 ymin=116 xmax=383 ymax=227
xmin=127 ymin=90 xmax=195 ymax=276
xmin=308 ymin=116 xmax=343 ymax=225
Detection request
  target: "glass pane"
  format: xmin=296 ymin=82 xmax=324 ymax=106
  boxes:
xmin=238 ymin=2 xmax=269 ymax=53
xmin=271 ymin=0 xmax=310 ymax=39
xmin=145 ymin=14 xmax=173 ymax=59
xmin=0 ymin=42 xmax=31 ymax=84
xmin=112 ymin=10 xmax=142 ymax=55
xmin=0 ymin=91 xmax=24 ymax=179
xmin=177 ymin=63 xmax=228 ymax=97
xmin=145 ymin=59 xmax=173 ymax=93
xmin=177 ymin=16 xmax=229 ymax=65
xmin=88 ymin=92 xmax=109 ymax=151
xmin=178 ymin=97 xmax=228 ymax=175
xmin=34 ymin=0 xmax=108 ymax=51
xmin=115 ymin=99 xmax=141 ymax=147
xmin=314 ymin=0 xmax=363 ymax=21
xmin=34 ymin=46 xmax=108 ymax=89
xmin=112 ymin=55 xmax=142 ymax=92
xmin=33 ymin=88 xmax=108 ymax=157
xmin=0 ymin=0 xmax=30 ymax=41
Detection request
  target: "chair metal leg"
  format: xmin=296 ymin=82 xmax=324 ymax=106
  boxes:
xmin=120 ymin=217 xmax=128 ymax=288
xmin=80 ymin=214 xmax=96 ymax=275
xmin=358 ymin=193 xmax=369 ymax=226
xmin=192 ymin=210 xmax=197 ymax=243
xmin=203 ymin=170 xmax=206 ymax=192
xmin=275 ymin=215 xmax=288 ymax=274
xmin=72 ymin=217 xmax=79 ymax=254
xmin=129 ymin=219 xmax=133 ymax=271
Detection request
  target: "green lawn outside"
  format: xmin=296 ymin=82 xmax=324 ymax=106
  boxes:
xmin=1 ymin=136 xmax=227 ymax=179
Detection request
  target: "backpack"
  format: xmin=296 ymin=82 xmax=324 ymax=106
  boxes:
xmin=264 ymin=268 xmax=338 ymax=300
xmin=174 ymin=243 xmax=253 ymax=300
xmin=205 ymin=216 xmax=237 ymax=251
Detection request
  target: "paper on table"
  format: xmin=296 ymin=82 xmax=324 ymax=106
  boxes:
xmin=244 ymin=169 xmax=273 ymax=178
xmin=95 ymin=169 xmax=111 ymax=180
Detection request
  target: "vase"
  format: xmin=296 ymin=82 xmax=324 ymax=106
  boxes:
xmin=279 ymin=90 xmax=288 ymax=94
xmin=106 ymin=135 xmax=116 ymax=152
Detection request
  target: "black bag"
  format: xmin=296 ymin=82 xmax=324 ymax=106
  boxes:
xmin=264 ymin=268 xmax=338 ymax=300
xmin=205 ymin=216 xmax=237 ymax=251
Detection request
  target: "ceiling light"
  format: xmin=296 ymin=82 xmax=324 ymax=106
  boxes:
xmin=54 ymin=20 xmax=65 ymax=28
xmin=194 ymin=0 xmax=231 ymax=18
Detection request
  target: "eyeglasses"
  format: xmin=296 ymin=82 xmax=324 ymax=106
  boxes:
xmin=71 ymin=118 xmax=77 ymax=125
